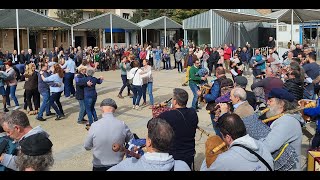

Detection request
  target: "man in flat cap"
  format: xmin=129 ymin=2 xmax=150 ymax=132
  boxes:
xmin=84 ymin=98 xmax=134 ymax=171
xmin=260 ymin=88 xmax=304 ymax=171
xmin=234 ymin=76 xmax=256 ymax=109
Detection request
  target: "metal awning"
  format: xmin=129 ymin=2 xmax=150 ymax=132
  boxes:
xmin=264 ymin=9 xmax=320 ymax=23
xmin=212 ymin=9 xmax=276 ymax=23
xmin=138 ymin=16 xmax=182 ymax=29
xmin=72 ymin=13 xmax=140 ymax=29
xmin=0 ymin=9 xmax=71 ymax=28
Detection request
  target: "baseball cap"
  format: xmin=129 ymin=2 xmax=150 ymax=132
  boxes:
xmin=100 ymin=98 xmax=117 ymax=109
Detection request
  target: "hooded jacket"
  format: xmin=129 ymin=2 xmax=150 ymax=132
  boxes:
xmin=1 ymin=126 xmax=49 ymax=171
xmin=108 ymin=152 xmax=190 ymax=171
xmin=260 ymin=114 xmax=304 ymax=171
xmin=200 ymin=134 xmax=274 ymax=171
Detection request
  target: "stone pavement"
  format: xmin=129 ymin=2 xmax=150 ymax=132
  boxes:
xmin=1 ymin=67 xmax=313 ymax=171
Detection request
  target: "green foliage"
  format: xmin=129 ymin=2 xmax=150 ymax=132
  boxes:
xmin=55 ymin=9 xmax=84 ymax=25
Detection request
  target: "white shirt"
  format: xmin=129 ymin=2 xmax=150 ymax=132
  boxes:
xmin=128 ymin=67 xmax=143 ymax=86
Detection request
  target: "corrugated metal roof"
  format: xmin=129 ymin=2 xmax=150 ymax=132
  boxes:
xmin=0 ymin=9 xmax=71 ymax=28
xmin=212 ymin=9 xmax=275 ymax=23
xmin=73 ymin=13 xmax=140 ymax=29
xmin=265 ymin=9 xmax=320 ymax=23
xmin=138 ymin=16 xmax=182 ymax=29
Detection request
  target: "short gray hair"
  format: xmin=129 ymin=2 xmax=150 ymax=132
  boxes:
xmin=173 ymin=88 xmax=188 ymax=107
xmin=232 ymin=87 xmax=247 ymax=101
xmin=87 ymin=69 xmax=95 ymax=76
xmin=2 ymin=110 xmax=30 ymax=129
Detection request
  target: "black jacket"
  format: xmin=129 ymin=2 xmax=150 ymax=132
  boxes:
xmin=75 ymin=73 xmax=87 ymax=100
xmin=246 ymin=90 xmax=257 ymax=109
xmin=208 ymin=51 xmax=220 ymax=64
xmin=284 ymin=78 xmax=304 ymax=101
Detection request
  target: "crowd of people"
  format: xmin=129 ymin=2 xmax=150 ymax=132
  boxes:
xmin=0 ymin=35 xmax=319 ymax=171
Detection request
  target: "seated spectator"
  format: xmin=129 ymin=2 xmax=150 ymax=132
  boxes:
xmin=200 ymin=113 xmax=274 ymax=171
xmin=108 ymin=118 xmax=190 ymax=171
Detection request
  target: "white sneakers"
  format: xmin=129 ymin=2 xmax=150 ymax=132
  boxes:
xmin=13 ymin=106 xmax=20 ymax=110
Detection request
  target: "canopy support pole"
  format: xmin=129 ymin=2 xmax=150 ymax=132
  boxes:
xmin=210 ymin=9 xmax=213 ymax=48
xmin=140 ymin=28 xmax=143 ymax=46
xmin=291 ymin=9 xmax=293 ymax=44
xmin=27 ymin=27 xmax=30 ymax=50
xmin=237 ymin=9 xmax=241 ymax=47
xmin=164 ymin=17 xmax=167 ymax=47
xmin=110 ymin=15 xmax=113 ymax=48
xmin=276 ymin=19 xmax=279 ymax=52
xmin=16 ymin=9 xmax=20 ymax=54
xmin=146 ymin=29 xmax=147 ymax=45
xmin=71 ymin=26 xmax=74 ymax=47
xmin=102 ymin=29 xmax=105 ymax=48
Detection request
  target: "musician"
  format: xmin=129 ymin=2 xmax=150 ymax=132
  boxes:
xmin=261 ymin=88 xmax=304 ymax=171
xmin=0 ymin=110 xmax=50 ymax=171
xmin=189 ymin=59 xmax=207 ymax=110
xmin=302 ymin=53 xmax=319 ymax=100
xmin=234 ymin=76 xmax=256 ymax=109
xmin=230 ymin=87 xmax=254 ymax=119
xmin=303 ymin=93 xmax=320 ymax=149
xmin=200 ymin=113 xmax=274 ymax=171
xmin=84 ymin=98 xmax=134 ymax=171
xmin=199 ymin=67 xmax=226 ymax=137
xmin=108 ymin=118 xmax=190 ymax=171
xmin=251 ymin=66 xmax=283 ymax=101
xmin=16 ymin=133 xmax=53 ymax=171
xmin=158 ymin=88 xmax=198 ymax=169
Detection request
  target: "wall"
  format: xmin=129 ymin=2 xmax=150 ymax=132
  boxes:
xmin=1 ymin=30 xmax=15 ymax=52
xmin=275 ymin=24 xmax=300 ymax=48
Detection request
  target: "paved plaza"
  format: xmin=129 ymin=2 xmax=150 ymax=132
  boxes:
xmin=1 ymin=66 xmax=314 ymax=171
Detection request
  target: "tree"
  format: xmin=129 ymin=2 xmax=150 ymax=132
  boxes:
xmin=56 ymin=9 xmax=84 ymax=25
xmin=171 ymin=9 xmax=209 ymax=24
xmin=130 ymin=9 xmax=146 ymax=23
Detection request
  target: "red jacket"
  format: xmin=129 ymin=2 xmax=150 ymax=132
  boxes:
xmin=224 ymin=48 xmax=232 ymax=60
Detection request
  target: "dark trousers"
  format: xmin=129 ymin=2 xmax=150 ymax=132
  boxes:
xmin=119 ymin=75 xmax=131 ymax=95
xmin=208 ymin=62 xmax=214 ymax=76
xmin=312 ymin=132 xmax=320 ymax=149
xmin=92 ymin=166 xmax=113 ymax=171
xmin=25 ymin=89 xmax=40 ymax=111
xmin=99 ymin=60 xmax=106 ymax=71
xmin=149 ymin=57 xmax=154 ymax=67
xmin=50 ymin=92 xmax=63 ymax=116
xmin=177 ymin=61 xmax=183 ymax=72
xmin=64 ymin=73 xmax=75 ymax=97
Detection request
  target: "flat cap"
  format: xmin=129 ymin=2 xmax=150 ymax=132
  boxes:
xmin=234 ymin=76 xmax=248 ymax=87
xmin=268 ymin=88 xmax=295 ymax=102
xmin=19 ymin=133 xmax=53 ymax=156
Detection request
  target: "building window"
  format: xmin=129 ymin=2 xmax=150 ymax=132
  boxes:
xmin=122 ymin=13 xmax=130 ymax=19
xmin=106 ymin=32 xmax=125 ymax=43
xmin=88 ymin=13 xmax=94 ymax=19
xmin=279 ymin=26 xmax=287 ymax=32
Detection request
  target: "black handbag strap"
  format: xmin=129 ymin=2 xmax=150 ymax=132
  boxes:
xmin=232 ymin=144 xmax=273 ymax=171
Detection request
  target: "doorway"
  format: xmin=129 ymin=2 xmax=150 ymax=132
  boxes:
xmin=75 ymin=36 xmax=83 ymax=48
xmin=86 ymin=36 xmax=96 ymax=47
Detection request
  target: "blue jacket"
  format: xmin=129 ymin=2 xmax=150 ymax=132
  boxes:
xmin=77 ymin=76 xmax=103 ymax=98
xmin=304 ymin=98 xmax=320 ymax=132
xmin=204 ymin=80 xmax=220 ymax=103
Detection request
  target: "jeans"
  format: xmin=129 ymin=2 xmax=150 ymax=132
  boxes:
xmin=119 ymin=75 xmax=131 ymax=95
xmin=37 ymin=91 xmax=51 ymax=118
xmin=50 ymin=92 xmax=63 ymax=116
xmin=142 ymin=82 xmax=154 ymax=105
xmin=210 ymin=114 xmax=222 ymax=138
xmin=155 ymin=59 xmax=161 ymax=71
xmin=304 ymin=84 xmax=316 ymax=100
xmin=189 ymin=83 xmax=199 ymax=109
xmin=132 ymin=85 xmax=142 ymax=106
xmin=64 ymin=73 xmax=75 ymax=97
xmin=6 ymin=85 xmax=19 ymax=106
xmin=165 ymin=58 xmax=171 ymax=70
xmin=78 ymin=99 xmax=87 ymax=122
xmin=84 ymin=97 xmax=98 ymax=125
